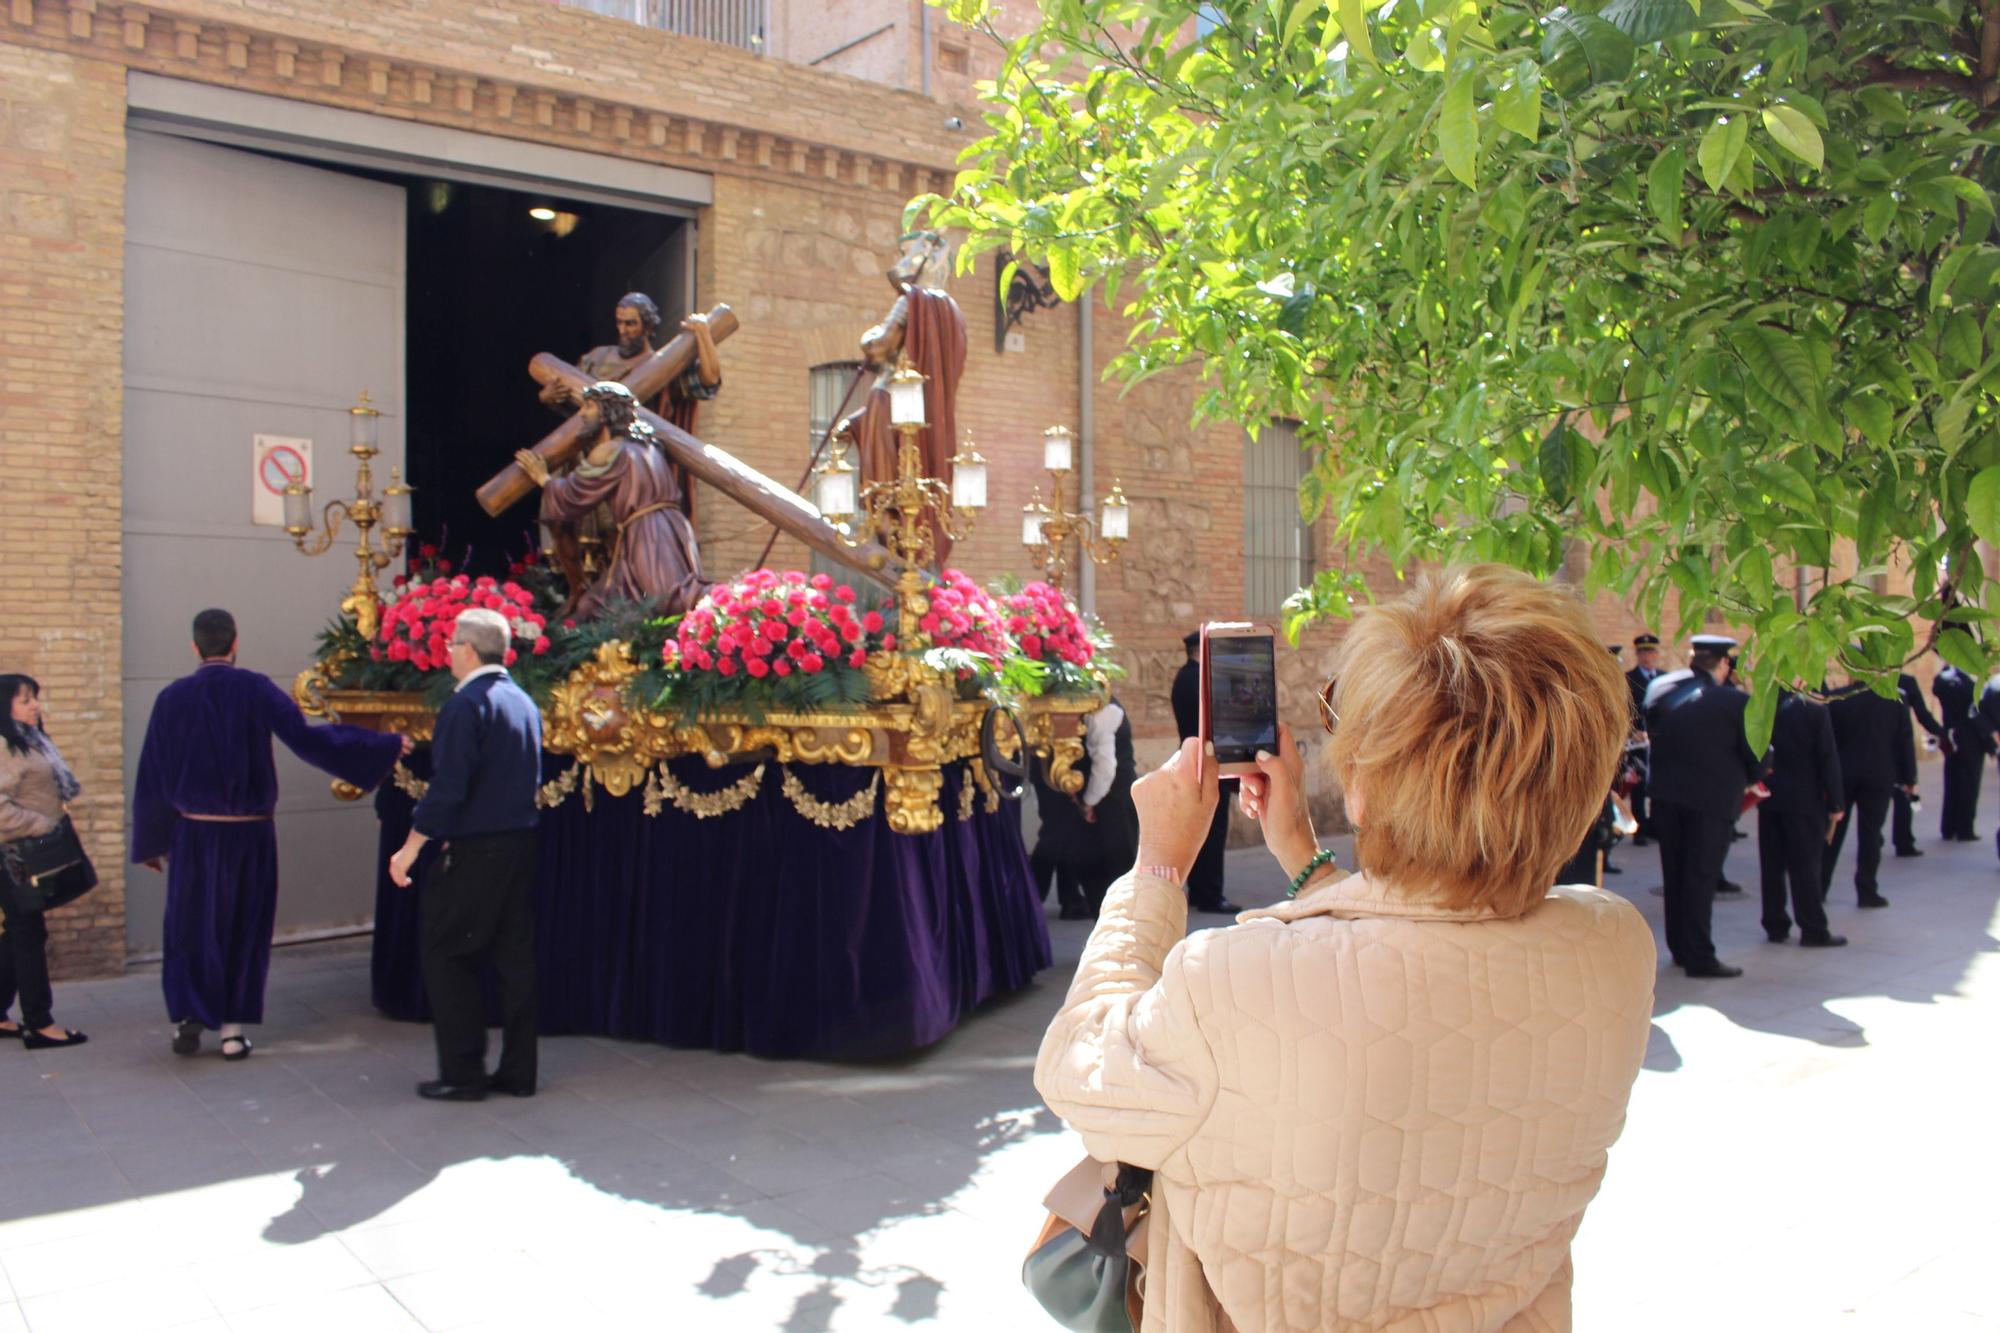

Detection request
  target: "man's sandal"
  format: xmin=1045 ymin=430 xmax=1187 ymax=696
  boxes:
xmin=171 ymin=1019 xmax=202 ymax=1056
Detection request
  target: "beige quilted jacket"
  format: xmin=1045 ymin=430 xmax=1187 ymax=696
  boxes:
xmin=1035 ymin=866 xmax=1655 ymax=1333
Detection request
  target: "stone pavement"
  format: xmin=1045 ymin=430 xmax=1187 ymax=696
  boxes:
xmin=1 ymin=761 xmax=1996 ymax=1332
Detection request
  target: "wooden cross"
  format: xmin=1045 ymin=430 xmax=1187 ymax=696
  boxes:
xmin=476 ymin=305 xmax=901 ymax=589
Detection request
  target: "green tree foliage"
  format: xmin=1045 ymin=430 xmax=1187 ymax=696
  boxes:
xmin=918 ymin=0 xmax=2000 ymax=746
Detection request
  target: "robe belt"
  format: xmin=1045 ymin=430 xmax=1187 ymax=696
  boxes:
xmin=178 ymin=812 xmax=273 ymax=823
xmin=610 ymin=501 xmax=674 ymax=569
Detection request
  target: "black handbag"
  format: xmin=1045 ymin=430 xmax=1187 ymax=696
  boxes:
xmin=2 ymin=817 xmax=96 ymax=913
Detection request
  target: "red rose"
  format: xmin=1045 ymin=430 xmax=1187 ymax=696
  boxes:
xmin=786 ymin=639 xmax=808 ymax=660
xmin=800 ymin=652 xmax=824 ymax=674
xmin=387 ymin=640 xmax=411 ymax=662
xmin=532 ymin=636 xmax=551 ymax=655
xmin=504 ymin=648 xmax=518 ymax=666
xmin=840 ymin=621 xmax=862 ymax=644
xmin=717 ymin=655 xmax=739 ymax=677
xmin=834 ymin=586 xmax=856 ymax=603
xmin=762 ymin=621 xmax=788 ymax=642
xmin=882 ymin=634 xmax=897 ymax=651
xmin=412 ymin=652 xmax=431 ymax=672
xmin=437 ymin=560 xmax=453 ymax=574
xmin=745 ymin=657 xmax=770 ymax=678
xmin=862 ymin=611 xmax=884 ymax=633
xmin=810 ymin=573 xmax=832 ymax=590
xmin=848 ymin=648 xmax=867 ymax=669
xmin=772 ymin=659 xmax=792 ymax=677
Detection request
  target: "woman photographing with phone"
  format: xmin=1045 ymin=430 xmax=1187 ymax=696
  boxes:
xmin=0 ymin=674 xmax=90 ymax=1050
xmin=1032 ymin=566 xmax=1653 ymax=1331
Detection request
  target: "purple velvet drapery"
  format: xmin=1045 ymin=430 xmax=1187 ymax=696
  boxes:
xmin=371 ymin=754 xmax=1049 ymax=1059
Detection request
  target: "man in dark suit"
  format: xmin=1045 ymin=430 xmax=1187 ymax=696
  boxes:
xmin=1891 ymin=673 xmax=1945 ymax=856
xmin=1170 ymin=629 xmax=1239 ymax=914
xmin=388 ymin=608 xmax=544 ymax=1101
xmin=1625 ymin=633 xmax=1664 ymax=845
xmin=1758 ymin=691 xmax=1846 ymax=947
xmin=1933 ymin=662 xmax=1990 ymax=841
xmin=1645 ymin=637 xmax=1765 ymax=978
xmin=1822 ymin=677 xmax=1917 ymax=909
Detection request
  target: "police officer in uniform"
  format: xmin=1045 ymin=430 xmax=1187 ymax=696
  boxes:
xmin=1892 ymin=672 xmax=1945 ymax=856
xmin=1625 ymin=633 xmax=1664 ymax=845
xmin=1822 ymin=672 xmax=1917 ymax=909
xmin=1758 ymin=689 xmax=1846 ymax=948
xmin=1645 ymin=635 xmax=1764 ymax=978
xmin=1933 ymin=660 xmax=1990 ymax=841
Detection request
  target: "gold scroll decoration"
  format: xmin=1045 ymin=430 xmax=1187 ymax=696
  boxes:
xmin=544 ymin=640 xmax=675 ymax=798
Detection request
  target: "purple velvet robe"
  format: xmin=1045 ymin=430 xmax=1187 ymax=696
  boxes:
xmin=132 ymin=662 xmax=402 ymax=1027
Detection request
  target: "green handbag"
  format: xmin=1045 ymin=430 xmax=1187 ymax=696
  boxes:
xmin=1022 ymin=1156 xmax=1153 ymax=1332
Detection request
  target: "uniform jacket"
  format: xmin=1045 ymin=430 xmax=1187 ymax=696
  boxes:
xmin=1825 ymin=684 xmax=1917 ymax=792
xmin=1643 ymin=670 xmax=1764 ymax=821
xmin=1933 ymin=666 xmax=1991 ymax=753
xmin=1897 ymin=674 xmax=1944 ymax=741
xmin=1036 ymin=868 xmax=1656 ymax=1333
xmin=1762 ymin=693 xmax=1842 ymax=815
xmin=1624 ymin=666 xmax=1659 ymax=725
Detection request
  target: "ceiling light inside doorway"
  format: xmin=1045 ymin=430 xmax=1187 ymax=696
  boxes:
xmin=528 ymin=206 xmax=557 ymax=221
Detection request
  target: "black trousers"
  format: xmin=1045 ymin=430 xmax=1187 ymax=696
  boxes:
xmin=1941 ymin=744 xmax=1984 ymax=839
xmin=1757 ymin=807 xmax=1831 ymax=940
xmin=1891 ymin=787 xmax=1917 ymax=853
xmin=1824 ymin=785 xmax=1892 ymax=901
xmin=1185 ymin=785 xmax=1233 ymax=909
xmin=0 ymin=895 xmax=52 ymax=1031
xmin=1031 ymin=849 xmax=1087 ymax=914
xmin=1652 ymin=799 xmax=1730 ymax=971
xmin=421 ymin=830 xmax=538 ymax=1088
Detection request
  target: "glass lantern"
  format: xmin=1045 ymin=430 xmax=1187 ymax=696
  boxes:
xmin=1100 ymin=482 xmax=1130 ymax=542
xmin=1042 ymin=425 xmax=1075 ymax=474
xmin=1022 ymin=493 xmax=1047 ymax=548
xmin=382 ymin=466 xmax=416 ymax=539
xmin=888 ymin=363 xmax=929 ymax=427
xmin=950 ymin=441 xmax=988 ymax=510
xmin=816 ymin=454 xmax=858 ymax=524
xmin=282 ymin=482 xmax=313 ymax=536
xmin=350 ymin=391 xmax=380 ymax=455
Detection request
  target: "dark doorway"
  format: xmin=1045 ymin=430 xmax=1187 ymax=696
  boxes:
xmin=403 ymin=180 xmax=691 ymax=573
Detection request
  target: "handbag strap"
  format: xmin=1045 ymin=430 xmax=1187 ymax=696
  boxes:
xmin=1085 ymin=1164 xmax=1153 ymax=1259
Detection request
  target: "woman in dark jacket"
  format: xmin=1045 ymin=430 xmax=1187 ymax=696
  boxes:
xmin=0 ymin=674 xmax=89 ymax=1048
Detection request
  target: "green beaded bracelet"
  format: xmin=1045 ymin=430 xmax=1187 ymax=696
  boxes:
xmin=1287 ymin=848 xmax=1336 ymax=898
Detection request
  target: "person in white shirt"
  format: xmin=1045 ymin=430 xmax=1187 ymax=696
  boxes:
xmin=1075 ymin=697 xmax=1140 ymax=913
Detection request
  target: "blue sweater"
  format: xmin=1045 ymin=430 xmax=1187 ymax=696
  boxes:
xmin=412 ymin=670 xmax=542 ymax=841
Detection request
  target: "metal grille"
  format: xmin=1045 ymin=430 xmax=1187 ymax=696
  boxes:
xmin=559 ymin=0 xmax=767 ymax=53
xmin=1242 ymin=420 xmax=1311 ymax=619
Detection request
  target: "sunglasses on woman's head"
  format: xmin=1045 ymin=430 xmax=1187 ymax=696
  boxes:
xmin=1317 ymin=677 xmax=1338 ymax=734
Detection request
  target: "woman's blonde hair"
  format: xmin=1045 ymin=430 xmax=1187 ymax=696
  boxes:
xmin=1327 ymin=565 xmax=1628 ymax=916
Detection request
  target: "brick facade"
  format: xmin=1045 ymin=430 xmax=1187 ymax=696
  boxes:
xmin=2 ymin=0 xmax=1701 ymax=973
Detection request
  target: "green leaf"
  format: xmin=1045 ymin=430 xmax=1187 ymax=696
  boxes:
xmin=1937 ymin=626 xmax=1990 ymax=677
xmin=1698 ymin=115 xmax=1749 ymax=193
xmin=1045 ymin=245 xmax=1082 ymax=302
xmin=1647 ymin=147 xmax=1685 ymax=234
xmin=1968 ymin=467 xmax=2000 ymax=547
xmin=1937 ymin=395 xmax=1972 ymax=454
xmin=1761 ymin=105 xmax=1824 ymax=171
xmin=1843 ymin=392 xmax=1893 ymax=448
xmin=1945 ymin=311 xmax=1983 ymax=370
xmin=1862 ymin=192 xmax=1898 ymax=245
xmin=1494 ymin=60 xmax=1541 ymax=141
xmin=1333 ymin=0 xmax=1375 ymax=63
xmin=1282 ymin=0 xmax=1323 ymax=47
xmin=1938 ymin=175 xmax=1992 ymax=211
xmin=1599 ymin=0 xmax=1699 ymax=43
xmin=1540 ymin=420 xmax=1575 ymax=507
xmin=1438 ymin=58 xmax=1479 ymax=188
xmin=1540 ymin=13 xmax=1635 ymax=96
xmin=1731 ymin=324 xmax=1820 ymax=418
xmin=1745 ymin=675 xmax=1777 ymax=756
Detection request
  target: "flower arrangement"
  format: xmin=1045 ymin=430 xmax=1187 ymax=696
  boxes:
xmin=921 ymin=569 xmax=1011 ymax=660
xmin=660 ymin=569 xmax=893 ymax=714
xmin=376 ymin=574 xmax=550 ymax=674
xmin=992 ymin=577 xmax=1122 ymax=695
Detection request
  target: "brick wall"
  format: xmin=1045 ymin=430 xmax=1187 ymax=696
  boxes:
xmin=0 ymin=41 xmax=128 ymax=977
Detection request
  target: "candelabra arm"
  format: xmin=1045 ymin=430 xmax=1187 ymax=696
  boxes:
xmin=294 ymin=500 xmax=350 ymax=557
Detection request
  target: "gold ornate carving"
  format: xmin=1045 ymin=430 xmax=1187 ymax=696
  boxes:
xmin=645 ymin=762 xmax=766 ymax=820
xmin=884 ymin=766 xmax=945 ymax=835
xmin=957 ymin=770 xmax=976 ymax=822
xmin=391 ymin=763 xmax=429 ymax=801
xmin=538 ymin=765 xmax=582 ymax=810
xmin=329 ymin=779 xmax=365 ymax=802
xmin=781 ymin=766 xmax=879 ymax=830
xmin=317 ymin=690 xmax=438 ymax=743
xmin=543 ymin=641 xmax=674 ymax=798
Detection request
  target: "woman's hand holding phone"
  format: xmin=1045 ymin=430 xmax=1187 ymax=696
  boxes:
xmin=1133 ymin=737 xmax=1221 ymax=880
xmin=1239 ymin=724 xmax=1320 ymax=881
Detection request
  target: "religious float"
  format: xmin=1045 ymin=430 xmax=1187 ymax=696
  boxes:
xmin=283 ymin=242 xmax=1132 ymax=1059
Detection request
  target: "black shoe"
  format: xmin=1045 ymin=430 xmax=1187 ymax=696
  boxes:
xmin=1894 ymin=847 xmax=1924 ymax=858
xmin=220 ymin=1035 xmax=253 ymax=1062
xmin=22 ymin=1028 xmax=88 ymax=1050
xmin=1800 ymin=932 xmax=1848 ymax=948
xmin=1858 ymin=895 xmax=1890 ymax=909
xmin=1730 ymin=828 xmax=1748 ymax=841
xmin=1056 ymin=905 xmax=1092 ymax=921
xmin=1954 ymin=833 xmax=1981 ymax=843
xmin=488 ymin=1078 xmax=537 ymax=1098
xmin=1191 ymin=899 xmax=1242 ymax=915
xmin=417 ymin=1080 xmax=487 ymax=1102
xmin=1684 ymin=962 xmax=1744 ymax=978
xmin=1631 ymin=835 xmax=1650 ymax=848
xmin=1765 ymin=931 xmax=1790 ymax=944
xmin=171 ymin=1019 xmax=202 ymax=1057
xmin=1602 ymin=862 xmax=1624 ymax=875
xmin=1716 ymin=880 xmax=1745 ymax=895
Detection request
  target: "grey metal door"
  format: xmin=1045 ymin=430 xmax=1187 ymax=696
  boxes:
xmin=122 ymin=130 xmax=405 ymax=955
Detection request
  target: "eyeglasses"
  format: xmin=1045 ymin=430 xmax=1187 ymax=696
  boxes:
xmin=1317 ymin=677 xmax=1338 ymax=734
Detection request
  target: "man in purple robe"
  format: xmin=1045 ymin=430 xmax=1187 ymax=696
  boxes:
xmin=133 ymin=608 xmax=406 ymax=1060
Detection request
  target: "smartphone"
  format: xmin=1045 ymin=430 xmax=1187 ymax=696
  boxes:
xmin=1200 ymin=622 xmax=1279 ymax=778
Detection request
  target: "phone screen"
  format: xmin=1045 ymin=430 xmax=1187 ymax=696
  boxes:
xmin=1208 ymin=634 xmax=1278 ymax=764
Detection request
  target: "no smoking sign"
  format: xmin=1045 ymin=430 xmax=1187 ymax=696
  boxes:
xmin=252 ymin=434 xmax=314 ymax=527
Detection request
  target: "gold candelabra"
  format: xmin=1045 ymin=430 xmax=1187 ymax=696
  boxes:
xmin=813 ymin=361 xmax=987 ymax=646
xmin=283 ymin=391 xmax=415 ymax=640
xmin=1021 ymin=426 xmax=1129 ymax=588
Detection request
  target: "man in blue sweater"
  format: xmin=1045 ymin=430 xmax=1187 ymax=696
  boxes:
xmin=388 ymin=607 xmax=543 ymax=1101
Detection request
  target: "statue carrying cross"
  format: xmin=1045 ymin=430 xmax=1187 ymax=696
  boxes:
xmin=476 ymin=304 xmax=904 ymax=619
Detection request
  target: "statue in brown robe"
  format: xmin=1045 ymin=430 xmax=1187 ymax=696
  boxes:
xmin=514 ymin=383 xmax=708 ymax=621
xmin=836 ymin=232 xmax=968 ymax=564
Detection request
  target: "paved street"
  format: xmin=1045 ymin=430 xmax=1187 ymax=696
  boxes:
xmin=1 ymin=761 xmax=1996 ymax=1332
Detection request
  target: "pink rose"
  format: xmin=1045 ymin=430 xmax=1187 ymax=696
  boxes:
xmin=862 ymin=611 xmax=884 ymax=634
xmin=800 ymin=652 xmax=824 ymax=674
xmin=772 ymin=660 xmax=792 ymax=677
xmin=848 ymin=648 xmax=867 ymax=669
xmin=745 ymin=657 xmax=770 ymax=678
